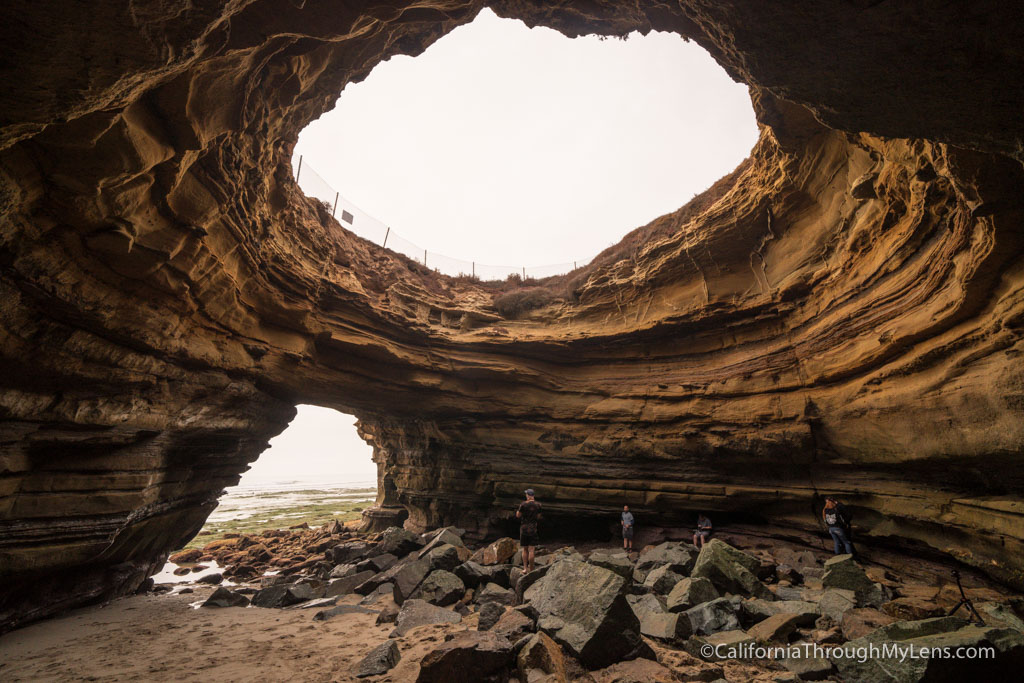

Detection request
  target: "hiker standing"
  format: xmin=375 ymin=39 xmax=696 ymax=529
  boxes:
xmin=517 ymin=488 xmax=542 ymax=572
xmin=823 ymin=496 xmax=854 ymax=555
xmin=621 ymin=505 xmax=635 ymax=551
xmin=693 ymin=513 xmax=713 ymax=548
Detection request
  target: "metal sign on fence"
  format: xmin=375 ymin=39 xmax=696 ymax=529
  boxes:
xmin=291 ymin=155 xmax=591 ymax=280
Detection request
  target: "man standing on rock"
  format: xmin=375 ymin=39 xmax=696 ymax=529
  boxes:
xmin=823 ymin=496 xmax=854 ymax=555
xmin=621 ymin=505 xmax=635 ymax=551
xmin=517 ymin=488 xmax=541 ymax=572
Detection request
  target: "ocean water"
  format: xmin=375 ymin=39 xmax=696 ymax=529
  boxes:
xmin=206 ymin=479 xmax=377 ymax=525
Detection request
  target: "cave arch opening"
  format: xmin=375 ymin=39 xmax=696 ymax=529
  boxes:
xmin=292 ymin=7 xmax=758 ymax=277
xmin=204 ymin=405 xmax=378 ymax=537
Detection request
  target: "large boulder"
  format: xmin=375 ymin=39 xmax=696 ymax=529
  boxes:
xmin=251 ymin=583 xmax=315 ymax=608
xmin=817 ymin=588 xmax=858 ymax=623
xmin=391 ymin=558 xmax=431 ymax=604
xmin=202 ymin=586 xmax=249 ymax=608
xmin=690 ymin=540 xmax=772 ymax=599
xmin=415 ymin=630 xmax=514 ymax=683
xmin=331 ymin=542 xmax=373 ymax=565
xmin=492 ymin=608 xmax=535 ymax=642
xmin=640 ymin=610 xmax=692 ymax=641
xmin=424 ymin=544 xmax=463 ymax=572
xmin=740 ymin=598 xmax=819 ymax=626
xmin=643 ymin=565 xmax=687 ymax=594
xmin=475 ymin=537 xmax=519 ymax=566
xmin=746 ymin=612 xmax=802 ymax=643
xmin=455 ymin=561 xmax=511 ymax=589
xmin=389 ymin=599 xmax=462 ymax=637
xmin=683 ymin=597 xmax=740 ymax=635
xmin=821 ymin=555 xmax=889 ymax=606
xmin=517 ymin=632 xmax=568 ymax=683
xmin=411 ymin=570 xmax=465 ymax=606
xmin=378 ymin=527 xmax=424 ymax=558
xmin=633 ymin=542 xmax=697 ymax=582
xmin=418 ymin=528 xmax=466 ymax=558
xmin=476 ymin=582 xmax=515 ymax=606
xmin=587 ymin=551 xmax=634 ymax=579
xmin=326 ymin=570 xmax=377 ymax=597
xmin=977 ymin=602 xmax=1024 ymax=631
xmin=525 ymin=559 xmax=648 ymax=669
xmin=514 ymin=564 xmax=551 ymax=605
xmin=666 ymin=577 xmax=719 ymax=612
xmin=356 ymin=639 xmax=400 ymax=678
xmin=627 ymin=593 xmax=667 ymax=624
xmin=355 ymin=552 xmax=398 ymax=574
xmin=329 ymin=563 xmax=359 ymax=579
xmin=773 ymin=547 xmax=819 ymax=570
xmin=478 ymin=601 xmax=505 ymax=631
xmin=830 ymin=616 xmax=1024 ymax=682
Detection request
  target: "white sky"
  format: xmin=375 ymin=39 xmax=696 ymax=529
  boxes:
xmin=252 ymin=11 xmax=758 ymax=489
xmin=237 ymin=405 xmax=376 ymax=487
xmin=294 ymin=8 xmax=758 ymax=268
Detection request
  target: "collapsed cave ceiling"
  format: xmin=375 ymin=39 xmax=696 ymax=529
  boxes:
xmin=1 ymin=0 xmax=1023 ymax=632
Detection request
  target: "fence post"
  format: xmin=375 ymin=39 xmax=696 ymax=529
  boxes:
xmin=574 ymin=261 xmax=577 ymax=270
xmin=382 ymin=227 xmax=390 ymax=248
xmin=424 ymin=249 xmax=427 ymax=267
xmin=472 ymin=262 xmax=475 ymax=278
xmin=295 ymin=155 xmax=303 ymax=182
xmin=522 ymin=266 xmax=526 ymax=279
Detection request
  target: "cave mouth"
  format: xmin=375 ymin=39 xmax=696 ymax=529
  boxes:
xmin=293 ymin=7 xmax=758 ymax=278
xmin=201 ymin=405 xmax=378 ymax=538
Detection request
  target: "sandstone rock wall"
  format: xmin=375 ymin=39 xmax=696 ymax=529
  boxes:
xmin=1 ymin=1 xmax=1023 ymax=631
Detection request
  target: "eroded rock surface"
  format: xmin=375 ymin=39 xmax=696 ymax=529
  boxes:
xmin=2 ymin=0 xmax=1024 ymax=632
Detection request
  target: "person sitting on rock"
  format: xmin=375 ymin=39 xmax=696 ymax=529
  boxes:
xmin=621 ymin=505 xmax=635 ymax=551
xmin=516 ymin=488 xmax=542 ymax=572
xmin=823 ymin=496 xmax=854 ymax=555
xmin=693 ymin=513 xmax=713 ymax=548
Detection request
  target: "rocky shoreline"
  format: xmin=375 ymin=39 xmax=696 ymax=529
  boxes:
xmin=134 ymin=523 xmax=1024 ymax=681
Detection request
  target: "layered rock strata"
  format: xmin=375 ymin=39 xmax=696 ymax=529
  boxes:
xmin=2 ymin=1 xmax=1023 ymax=631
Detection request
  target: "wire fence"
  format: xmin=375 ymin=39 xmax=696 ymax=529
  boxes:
xmin=292 ymin=154 xmax=591 ymax=280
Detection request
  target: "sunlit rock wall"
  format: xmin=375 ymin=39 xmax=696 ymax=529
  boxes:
xmin=1 ymin=0 xmax=1022 ymax=631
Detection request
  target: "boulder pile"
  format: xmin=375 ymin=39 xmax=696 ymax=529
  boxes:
xmin=166 ymin=526 xmax=1024 ymax=681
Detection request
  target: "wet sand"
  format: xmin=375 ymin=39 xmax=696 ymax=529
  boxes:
xmin=0 ymin=587 xmax=470 ymax=682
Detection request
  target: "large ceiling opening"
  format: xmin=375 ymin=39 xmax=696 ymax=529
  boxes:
xmin=294 ymin=8 xmax=757 ymax=278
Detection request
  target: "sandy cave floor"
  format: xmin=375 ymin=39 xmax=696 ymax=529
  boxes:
xmin=0 ymin=588 xmax=464 ymax=682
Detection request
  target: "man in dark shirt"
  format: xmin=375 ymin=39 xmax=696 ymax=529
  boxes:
xmin=516 ymin=488 xmax=541 ymax=572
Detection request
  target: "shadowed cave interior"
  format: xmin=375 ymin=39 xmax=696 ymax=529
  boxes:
xmin=1 ymin=0 xmax=1023 ymax=635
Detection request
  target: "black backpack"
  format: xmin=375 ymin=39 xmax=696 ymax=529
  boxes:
xmin=825 ymin=503 xmax=850 ymax=527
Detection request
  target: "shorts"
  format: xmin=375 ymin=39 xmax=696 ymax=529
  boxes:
xmin=622 ymin=526 xmax=634 ymax=540
xmin=520 ymin=529 xmax=539 ymax=547
xmin=696 ymin=530 xmax=711 ymax=539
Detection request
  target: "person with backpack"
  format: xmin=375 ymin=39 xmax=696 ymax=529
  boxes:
xmin=516 ymin=488 xmax=542 ymax=572
xmin=823 ymin=496 xmax=854 ymax=555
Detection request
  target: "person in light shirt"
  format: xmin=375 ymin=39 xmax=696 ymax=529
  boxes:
xmin=621 ymin=505 xmax=635 ymax=551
